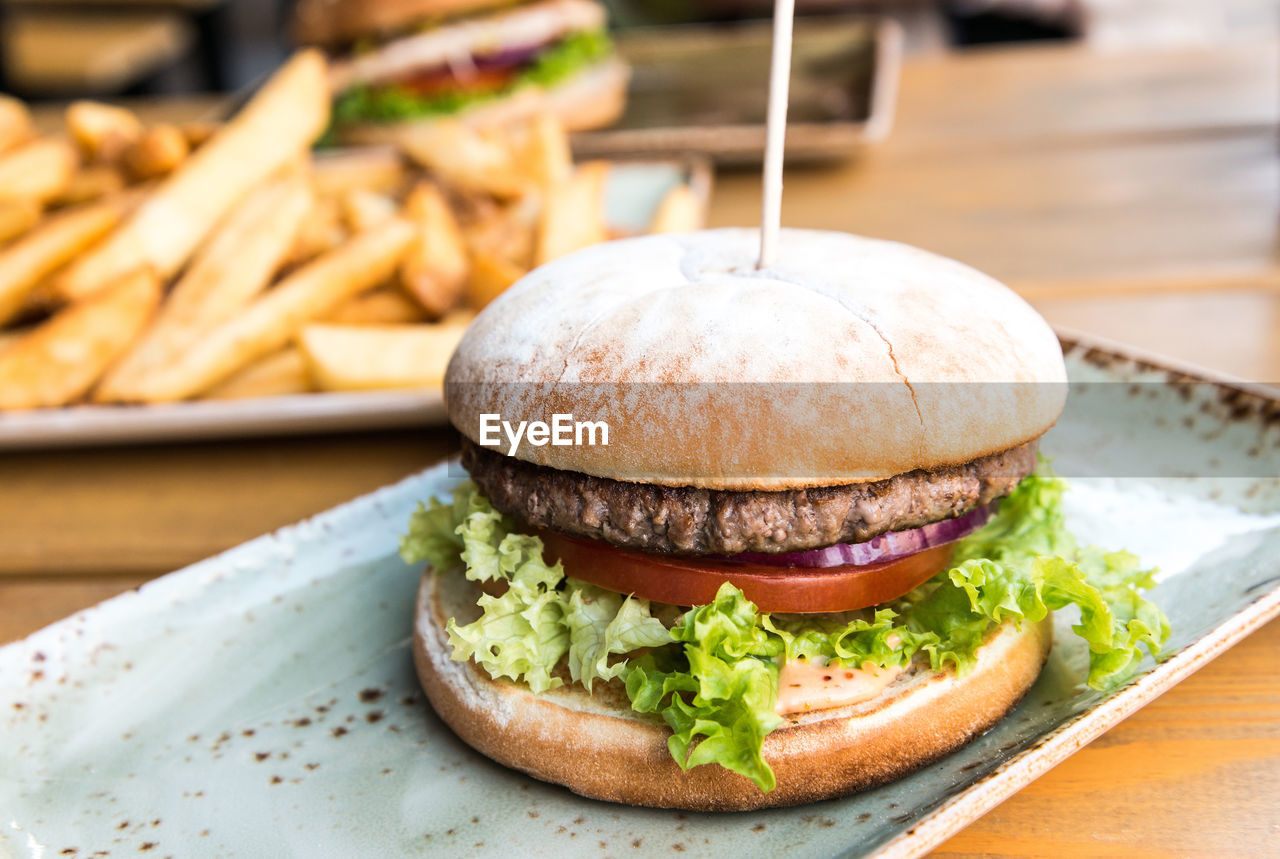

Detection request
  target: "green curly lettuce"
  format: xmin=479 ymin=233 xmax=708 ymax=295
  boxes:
xmin=626 ymin=586 xmax=785 ymax=791
xmin=563 ymin=582 xmax=672 ymax=691
xmin=762 ymin=608 xmax=934 ymax=670
xmin=400 ymin=482 xmax=667 ymax=694
xmin=399 ymin=481 xmax=475 ymax=573
xmin=902 ymin=475 xmax=1169 ymax=688
xmin=334 ymin=30 xmax=614 ymax=125
xmin=402 ymin=483 xmax=567 ymax=691
xmin=401 ymin=471 xmax=1169 ymax=793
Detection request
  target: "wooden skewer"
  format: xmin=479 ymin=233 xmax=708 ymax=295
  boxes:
xmin=758 ymin=0 xmax=796 ymax=270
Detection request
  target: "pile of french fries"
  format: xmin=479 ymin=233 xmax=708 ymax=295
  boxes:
xmin=0 ymin=50 xmax=704 ymax=412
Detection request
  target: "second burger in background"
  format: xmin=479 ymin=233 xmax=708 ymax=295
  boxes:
xmin=296 ymin=0 xmax=628 ymax=144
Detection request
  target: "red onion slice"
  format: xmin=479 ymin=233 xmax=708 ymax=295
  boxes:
xmin=473 ymin=43 xmax=546 ymax=70
xmin=731 ymin=502 xmax=995 ymax=569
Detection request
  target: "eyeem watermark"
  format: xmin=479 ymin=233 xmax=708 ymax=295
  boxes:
xmin=479 ymin=413 xmax=609 ymax=456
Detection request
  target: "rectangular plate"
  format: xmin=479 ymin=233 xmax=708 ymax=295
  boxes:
xmin=573 ymin=16 xmax=902 ymax=164
xmin=0 ymin=158 xmax=710 ymax=451
xmin=3 ymin=334 xmax=1280 ymax=858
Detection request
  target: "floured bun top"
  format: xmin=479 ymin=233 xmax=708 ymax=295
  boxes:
xmin=445 ymin=228 xmax=1067 ymax=489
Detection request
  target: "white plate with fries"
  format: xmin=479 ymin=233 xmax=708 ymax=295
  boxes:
xmin=0 ymin=52 xmax=712 ymax=449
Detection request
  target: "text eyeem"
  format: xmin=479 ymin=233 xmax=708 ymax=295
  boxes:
xmin=479 ymin=413 xmax=610 ymax=457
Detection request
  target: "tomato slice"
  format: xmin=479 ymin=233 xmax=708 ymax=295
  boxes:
xmin=399 ymin=66 xmax=516 ymax=96
xmin=537 ymin=532 xmax=955 ymax=614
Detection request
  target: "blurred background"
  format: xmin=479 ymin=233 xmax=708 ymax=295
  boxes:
xmin=0 ymin=0 xmax=1271 ymax=99
xmin=0 ymin=1 xmax=1277 ymax=852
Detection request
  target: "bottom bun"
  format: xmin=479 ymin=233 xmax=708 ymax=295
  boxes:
xmin=338 ymin=59 xmax=629 ymax=145
xmin=412 ymin=571 xmax=1052 ymax=811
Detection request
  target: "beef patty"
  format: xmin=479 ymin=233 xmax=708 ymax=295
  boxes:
xmin=461 ymin=438 xmax=1039 ymax=556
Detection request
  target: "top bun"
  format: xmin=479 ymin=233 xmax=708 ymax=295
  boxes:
xmin=295 ymin=0 xmax=511 ymax=46
xmin=445 ymin=228 xmax=1067 ymax=490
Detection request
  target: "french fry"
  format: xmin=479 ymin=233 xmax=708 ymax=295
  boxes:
xmin=123 ymin=124 xmax=189 ymax=180
xmin=165 ymin=175 xmax=314 ymax=322
xmin=340 ymin=189 xmax=397 ymax=233
xmin=0 ymin=330 xmax=27 ymax=355
xmin=519 ymin=114 xmax=572 ymax=192
xmin=461 ymin=195 xmax=536 ymax=269
xmin=648 ymin=184 xmax=704 ymax=235
xmin=12 ymin=187 xmax=147 ymax=320
xmin=535 ymin=161 xmax=609 ymax=265
xmin=179 ymin=120 xmax=220 ymax=149
xmin=202 ymin=347 xmax=311 ymax=400
xmin=0 ymin=198 xmax=125 ymax=326
xmin=0 ymin=139 xmax=76 ymax=203
xmin=55 ymin=50 xmax=330 ymax=303
xmin=288 ymin=196 xmax=347 ymax=265
xmin=298 ymin=318 xmax=472 ymax=391
xmin=325 ymin=287 xmax=426 ymax=325
xmin=0 ymin=268 xmax=159 ymax=410
xmin=312 ymin=146 xmax=406 ymax=198
xmin=400 ymin=182 xmax=468 ymax=317
xmin=0 ymin=198 xmax=41 ymax=243
xmin=109 ymin=217 xmax=413 ymax=403
xmin=0 ymin=96 xmax=34 ymax=156
xmin=66 ymin=101 xmax=143 ymax=164
xmin=96 ymin=175 xmax=313 ymax=401
xmin=468 ymin=250 xmax=527 ymax=310
xmin=400 ymin=121 xmax=529 ymax=199
xmin=50 ymin=165 xmax=126 ymax=206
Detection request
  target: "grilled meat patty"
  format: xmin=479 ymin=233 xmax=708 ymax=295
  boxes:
xmin=461 ymin=438 xmax=1038 ymax=556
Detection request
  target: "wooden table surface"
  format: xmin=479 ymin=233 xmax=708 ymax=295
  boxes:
xmin=5 ymin=37 xmax=1279 ymax=856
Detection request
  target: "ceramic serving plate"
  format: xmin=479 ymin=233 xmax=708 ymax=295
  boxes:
xmin=0 ymin=158 xmax=710 ymax=451
xmin=3 ymin=334 xmax=1279 ymax=858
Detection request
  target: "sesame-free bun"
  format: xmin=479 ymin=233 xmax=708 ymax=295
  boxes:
xmin=445 ymin=228 xmax=1068 ymax=490
xmin=413 ymin=571 xmax=1053 ymax=811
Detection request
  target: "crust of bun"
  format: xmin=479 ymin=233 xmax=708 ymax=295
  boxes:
xmin=444 ymin=229 xmax=1068 ymax=490
xmin=295 ymin=0 xmax=512 ymax=46
xmin=413 ymin=571 xmax=1053 ymax=811
xmin=335 ymin=59 xmax=628 ymax=144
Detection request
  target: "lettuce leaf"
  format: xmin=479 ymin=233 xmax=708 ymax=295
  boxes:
xmin=334 ymin=30 xmax=613 ymax=125
xmin=404 ymin=482 xmax=569 ymax=691
xmin=563 ymin=582 xmax=671 ymax=691
xmin=904 ymin=475 xmax=1169 ymax=688
xmin=626 ymin=585 xmax=785 ymax=791
xmin=399 ymin=482 xmax=475 ymax=573
xmin=762 ymin=608 xmax=933 ymax=670
xmin=400 ymin=482 xmax=666 ymax=694
xmin=447 ymin=581 xmax=569 ymax=693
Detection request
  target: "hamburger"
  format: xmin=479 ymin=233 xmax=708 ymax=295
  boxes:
xmin=401 ymin=228 xmax=1168 ymax=810
xmin=294 ymin=0 xmax=628 ymax=145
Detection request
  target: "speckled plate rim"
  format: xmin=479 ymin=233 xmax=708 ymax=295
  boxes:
xmin=871 ymin=328 xmax=1280 ymax=858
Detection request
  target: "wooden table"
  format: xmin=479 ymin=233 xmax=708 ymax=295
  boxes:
xmin=4 ymin=38 xmax=1279 ymax=856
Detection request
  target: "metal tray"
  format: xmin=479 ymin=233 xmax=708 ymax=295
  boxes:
xmin=574 ymin=16 xmax=902 ymax=164
xmin=2 ymin=333 xmax=1279 ymax=856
